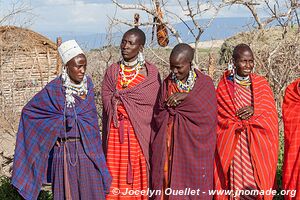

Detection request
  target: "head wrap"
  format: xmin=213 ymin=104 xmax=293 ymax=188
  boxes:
xmin=58 ymin=40 xmax=84 ymax=64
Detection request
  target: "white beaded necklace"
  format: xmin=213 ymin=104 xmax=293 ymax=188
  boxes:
xmin=172 ymin=69 xmax=197 ymax=92
xmin=119 ymin=59 xmax=143 ymax=88
xmin=62 ymin=67 xmax=88 ymax=107
xmin=234 ymin=73 xmax=251 ymax=87
xmin=123 ymin=59 xmax=138 ymax=67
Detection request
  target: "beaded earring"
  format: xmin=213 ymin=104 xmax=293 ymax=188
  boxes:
xmin=228 ymin=63 xmax=234 ymax=76
xmin=191 ymin=64 xmax=195 ymax=71
xmin=62 ymin=65 xmax=67 ymax=82
xmin=137 ymin=52 xmax=145 ymax=64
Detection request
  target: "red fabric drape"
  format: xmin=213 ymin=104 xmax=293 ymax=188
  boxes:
xmin=230 ymin=83 xmax=259 ymax=200
xmin=102 ymin=62 xmax=161 ymax=169
xmin=106 ymin=70 xmax=148 ymax=199
xmin=214 ymin=72 xmax=279 ymax=200
xmin=151 ymin=70 xmax=217 ymax=200
xmin=282 ymin=78 xmax=300 ymax=200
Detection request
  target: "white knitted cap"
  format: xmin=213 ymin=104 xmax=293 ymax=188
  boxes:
xmin=58 ymin=40 xmax=84 ymax=64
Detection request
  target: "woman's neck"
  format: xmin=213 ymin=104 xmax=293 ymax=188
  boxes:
xmin=70 ymin=79 xmax=81 ymax=85
xmin=123 ymin=59 xmax=138 ymax=67
xmin=235 ymin=72 xmax=250 ymax=81
xmin=181 ymin=76 xmax=188 ymax=83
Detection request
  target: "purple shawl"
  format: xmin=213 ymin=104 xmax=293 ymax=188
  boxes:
xmin=101 ymin=61 xmax=161 ymax=168
xmin=12 ymin=76 xmax=111 ymax=200
xmin=151 ymin=70 xmax=217 ymax=200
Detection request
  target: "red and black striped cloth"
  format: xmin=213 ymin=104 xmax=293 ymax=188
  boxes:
xmin=101 ymin=61 xmax=161 ymax=191
xmin=282 ymin=78 xmax=300 ymax=200
xmin=106 ymin=66 xmax=148 ymax=199
xmin=214 ymin=72 xmax=279 ymax=200
xmin=151 ymin=70 xmax=218 ymax=200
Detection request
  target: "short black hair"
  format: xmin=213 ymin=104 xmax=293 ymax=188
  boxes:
xmin=232 ymin=43 xmax=253 ymax=61
xmin=124 ymin=28 xmax=146 ymax=46
xmin=170 ymin=43 xmax=194 ymax=63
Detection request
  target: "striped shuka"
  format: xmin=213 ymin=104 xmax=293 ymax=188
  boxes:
xmin=229 ymin=79 xmax=259 ymax=200
xmin=214 ymin=71 xmax=279 ymax=200
xmin=151 ymin=70 xmax=218 ymax=200
xmin=12 ymin=76 xmax=112 ymax=200
xmin=106 ymin=66 xmax=148 ymax=199
xmin=102 ymin=61 xmax=161 ymax=198
xmin=282 ymin=78 xmax=300 ymax=200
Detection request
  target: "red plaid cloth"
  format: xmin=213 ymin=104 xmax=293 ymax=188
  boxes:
xmin=214 ymin=71 xmax=279 ymax=200
xmin=151 ymin=70 xmax=217 ymax=200
xmin=12 ymin=76 xmax=111 ymax=200
xmin=282 ymin=78 xmax=300 ymax=200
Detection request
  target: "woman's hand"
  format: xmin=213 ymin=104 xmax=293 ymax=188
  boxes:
xmin=166 ymin=92 xmax=188 ymax=107
xmin=236 ymin=106 xmax=254 ymax=120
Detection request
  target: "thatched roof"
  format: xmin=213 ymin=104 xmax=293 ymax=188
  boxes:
xmin=0 ymin=25 xmax=57 ymax=52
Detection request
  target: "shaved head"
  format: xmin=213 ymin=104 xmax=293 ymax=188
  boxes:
xmin=170 ymin=43 xmax=194 ymax=63
xmin=169 ymin=43 xmax=195 ymax=82
xmin=232 ymin=43 xmax=253 ymax=61
xmin=124 ymin=28 xmax=146 ymax=46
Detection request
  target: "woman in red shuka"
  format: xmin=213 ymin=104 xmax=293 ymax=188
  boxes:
xmin=214 ymin=44 xmax=279 ymax=200
xmin=102 ymin=28 xmax=161 ymax=199
xmin=282 ymin=78 xmax=300 ymax=200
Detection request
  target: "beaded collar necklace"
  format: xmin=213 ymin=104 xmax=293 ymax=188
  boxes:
xmin=235 ymin=73 xmax=251 ymax=87
xmin=119 ymin=59 xmax=144 ymax=88
xmin=123 ymin=59 xmax=138 ymax=67
xmin=172 ymin=69 xmax=197 ymax=92
xmin=62 ymin=71 xmax=88 ymax=108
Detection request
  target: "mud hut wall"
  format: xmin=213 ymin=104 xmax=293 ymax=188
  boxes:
xmin=0 ymin=48 xmax=57 ymax=114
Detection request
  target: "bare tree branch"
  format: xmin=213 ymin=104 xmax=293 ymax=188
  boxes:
xmin=0 ymin=0 xmax=33 ymax=25
xmin=146 ymin=44 xmax=169 ymax=64
xmin=224 ymin=0 xmax=300 ymax=29
xmin=111 ymin=0 xmax=183 ymax=43
xmin=112 ymin=0 xmax=155 ymax=15
xmin=223 ymin=0 xmax=263 ymax=28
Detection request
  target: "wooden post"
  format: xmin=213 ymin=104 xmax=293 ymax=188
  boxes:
xmin=12 ymin=49 xmax=16 ymax=116
xmin=46 ymin=48 xmax=51 ymax=82
xmin=0 ymin=44 xmax=3 ymax=112
xmin=134 ymin=13 xmax=140 ymax=28
xmin=55 ymin=37 xmax=62 ymax=75
xmin=34 ymin=47 xmax=44 ymax=88
xmin=208 ymin=52 xmax=216 ymax=78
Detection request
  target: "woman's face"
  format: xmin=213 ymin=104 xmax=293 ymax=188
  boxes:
xmin=170 ymin=53 xmax=191 ymax=83
xmin=120 ymin=32 xmax=143 ymax=62
xmin=234 ymin=50 xmax=254 ymax=77
xmin=66 ymin=54 xmax=87 ymax=84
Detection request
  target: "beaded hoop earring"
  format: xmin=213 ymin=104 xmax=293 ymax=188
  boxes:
xmin=137 ymin=52 xmax=145 ymax=64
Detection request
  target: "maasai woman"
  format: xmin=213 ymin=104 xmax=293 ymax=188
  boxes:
xmin=151 ymin=43 xmax=217 ymax=200
xmin=282 ymin=78 xmax=300 ymax=200
xmin=12 ymin=40 xmax=111 ymax=200
xmin=214 ymin=44 xmax=279 ymax=200
xmin=102 ymin=28 xmax=161 ymax=199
